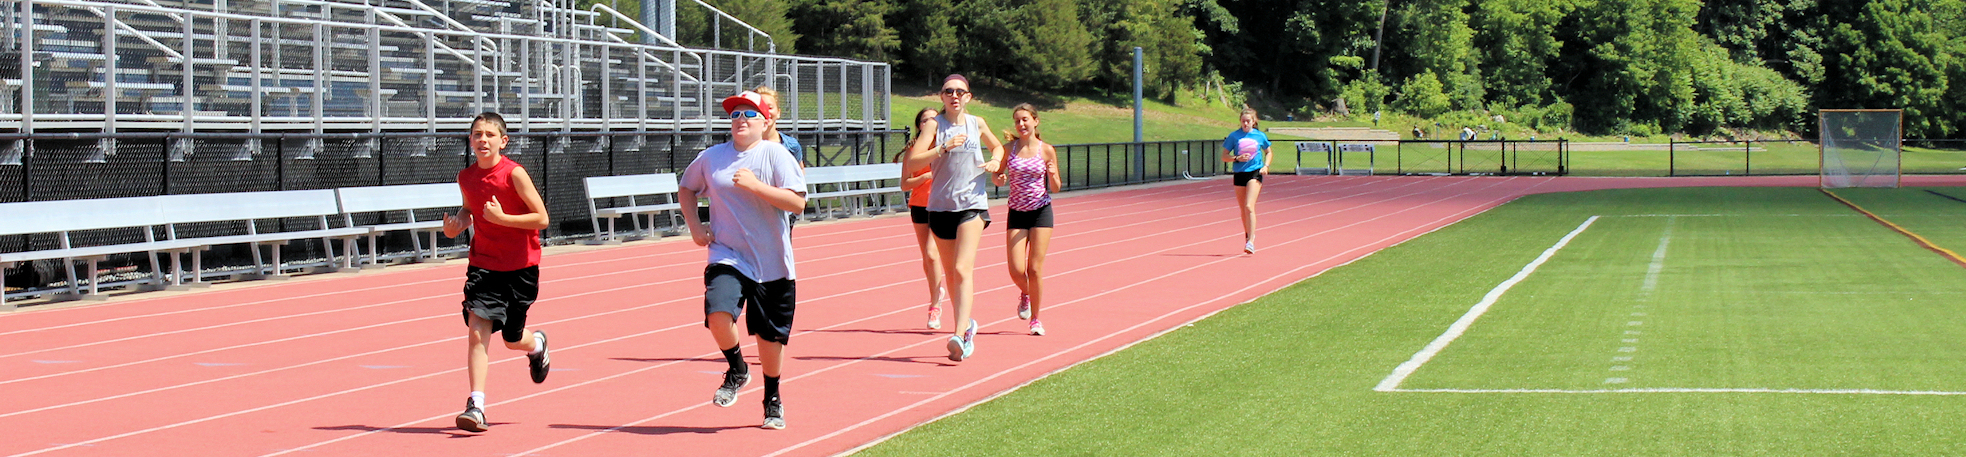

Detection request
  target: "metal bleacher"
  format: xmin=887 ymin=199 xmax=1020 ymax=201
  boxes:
xmin=0 ymin=0 xmax=891 ymax=138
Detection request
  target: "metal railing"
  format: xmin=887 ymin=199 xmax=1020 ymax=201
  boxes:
xmin=1 ymin=0 xmax=888 ymax=136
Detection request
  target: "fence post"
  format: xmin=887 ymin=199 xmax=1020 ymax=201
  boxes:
xmin=21 ymin=139 xmax=31 ymax=201
xmin=1668 ymin=140 xmax=1676 ymax=177
xmin=1745 ymin=140 xmax=1752 ymax=176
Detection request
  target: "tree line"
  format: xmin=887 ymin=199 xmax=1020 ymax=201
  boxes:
xmin=645 ymin=0 xmax=1966 ymax=138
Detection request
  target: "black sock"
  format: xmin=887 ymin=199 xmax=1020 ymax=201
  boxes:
xmin=763 ymin=376 xmax=781 ymax=402
xmin=720 ymin=345 xmax=747 ymax=374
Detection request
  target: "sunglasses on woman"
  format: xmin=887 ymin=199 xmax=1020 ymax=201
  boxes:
xmin=941 ymin=88 xmax=969 ymax=96
xmin=727 ymin=110 xmax=762 ymax=119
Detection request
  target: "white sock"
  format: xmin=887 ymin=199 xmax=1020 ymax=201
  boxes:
xmin=528 ymin=332 xmax=545 ymax=355
xmin=469 ymin=391 xmax=485 ymax=409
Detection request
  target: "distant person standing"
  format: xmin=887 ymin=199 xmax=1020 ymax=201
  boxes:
xmin=1222 ymin=108 xmax=1270 ymax=254
xmin=679 ymin=91 xmax=807 ymax=430
xmin=992 ymin=103 xmax=1061 ymax=336
xmin=444 ymin=112 xmax=552 ymax=433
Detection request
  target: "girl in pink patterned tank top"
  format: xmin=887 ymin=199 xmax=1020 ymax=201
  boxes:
xmin=991 ymin=104 xmax=1061 ymax=336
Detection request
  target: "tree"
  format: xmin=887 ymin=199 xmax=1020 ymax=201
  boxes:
xmin=789 ymin=0 xmax=899 ymax=61
xmin=1472 ymin=0 xmax=1569 ymax=108
xmin=1817 ymin=0 xmax=1962 ymax=138
xmin=1083 ymin=0 xmax=1214 ymax=99
xmin=1395 ymin=71 xmax=1452 ymax=118
xmin=964 ymin=0 xmax=1097 ymax=90
xmin=1392 ymin=0 xmax=1484 ymax=110
xmin=684 ymin=0 xmax=801 ymax=53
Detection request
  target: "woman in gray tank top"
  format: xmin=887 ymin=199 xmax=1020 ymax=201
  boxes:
xmin=901 ymin=74 xmax=1003 ymax=363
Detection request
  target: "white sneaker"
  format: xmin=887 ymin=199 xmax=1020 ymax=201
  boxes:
xmin=1244 ymin=240 xmax=1256 ymax=254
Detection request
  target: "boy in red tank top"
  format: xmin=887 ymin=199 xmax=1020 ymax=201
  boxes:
xmin=443 ymin=112 xmax=553 ymax=433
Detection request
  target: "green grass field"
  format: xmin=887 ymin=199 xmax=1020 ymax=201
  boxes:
xmin=857 ymin=186 xmax=1966 ymax=456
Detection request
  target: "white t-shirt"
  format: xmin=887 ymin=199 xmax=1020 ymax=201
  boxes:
xmin=928 ymin=113 xmax=990 ymax=212
xmin=680 ymin=140 xmax=807 ymax=282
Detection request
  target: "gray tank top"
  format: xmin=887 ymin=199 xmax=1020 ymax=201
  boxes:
xmin=927 ymin=113 xmax=990 ymax=212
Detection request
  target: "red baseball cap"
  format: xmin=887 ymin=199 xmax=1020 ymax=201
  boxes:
xmin=721 ymin=91 xmax=777 ymax=119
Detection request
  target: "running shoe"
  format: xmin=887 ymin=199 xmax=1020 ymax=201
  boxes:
xmin=1016 ymin=294 xmax=1031 ymax=320
xmin=762 ymin=397 xmax=786 ymax=430
xmin=455 ymin=398 xmax=488 ymax=432
xmin=927 ymin=305 xmax=943 ymax=330
xmin=946 ymin=335 xmax=967 ymax=362
xmin=1030 ymin=319 xmax=1046 ymax=336
xmin=1244 ymin=240 xmax=1256 ymax=254
xmin=713 ymin=370 xmax=749 ymax=407
xmin=527 ymin=330 xmax=551 ymax=384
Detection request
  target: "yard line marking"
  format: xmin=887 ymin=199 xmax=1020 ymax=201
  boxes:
xmin=1375 ymin=215 xmax=1600 ymax=392
xmin=1390 ymin=388 xmax=1966 ymax=396
xmin=1640 ymin=217 xmax=1674 ymax=297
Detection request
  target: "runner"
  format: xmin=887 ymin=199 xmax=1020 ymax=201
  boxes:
xmin=993 ymin=103 xmax=1060 ymax=336
xmin=444 ymin=112 xmax=553 ymax=433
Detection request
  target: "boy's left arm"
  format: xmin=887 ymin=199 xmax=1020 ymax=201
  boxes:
xmin=733 ymin=151 xmax=807 ymax=213
xmin=481 ymin=167 xmax=552 ymax=230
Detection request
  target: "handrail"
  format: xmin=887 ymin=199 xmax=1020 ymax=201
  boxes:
xmin=84 ymin=6 xmax=185 ymax=62
xmin=370 ymin=8 xmax=499 ymax=76
xmin=589 ymin=3 xmax=704 ymax=84
xmin=403 ymin=0 xmax=498 ymax=53
xmin=683 ymin=0 xmax=774 ymax=53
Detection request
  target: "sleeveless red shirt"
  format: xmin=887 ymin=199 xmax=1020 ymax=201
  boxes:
xmin=457 ymin=158 xmax=542 ymax=271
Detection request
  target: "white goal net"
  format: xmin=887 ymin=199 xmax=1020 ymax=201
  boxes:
xmin=1820 ymin=109 xmax=1902 ymax=188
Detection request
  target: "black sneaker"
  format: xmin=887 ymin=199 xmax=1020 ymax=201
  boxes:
xmin=762 ymin=397 xmax=786 ymax=430
xmin=455 ymin=399 xmax=488 ymax=432
xmin=713 ymin=370 xmax=749 ymax=407
xmin=527 ymin=330 xmax=550 ymax=384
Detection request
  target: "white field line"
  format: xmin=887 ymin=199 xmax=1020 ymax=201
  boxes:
xmin=11 ymin=176 xmax=1433 ymax=455
xmin=1374 ymin=215 xmax=1600 ymax=392
xmin=525 ymin=178 xmax=1532 ymax=457
xmin=1610 ymin=214 xmax=1860 ymax=217
xmin=1386 ymin=388 xmax=1966 ymax=396
xmin=1640 ymin=217 xmax=1675 ymax=296
xmin=815 ymin=178 xmax=1547 ymax=457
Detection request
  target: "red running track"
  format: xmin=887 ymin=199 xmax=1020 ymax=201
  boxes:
xmin=4 ymin=175 xmax=1963 ymax=457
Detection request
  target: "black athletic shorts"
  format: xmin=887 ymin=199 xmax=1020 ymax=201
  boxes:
xmin=461 ymin=265 xmax=539 ymax=343
xmin=928 ymin=209 xmax=991 ymax=240
xmin=1007 ymin=203 xmax=1054 ymax=230
xmin=703 ymin=264 xmax=797 ymax=345
xmin=909 ymin=206 xmax=930 ymax=224
xmin=1233 ymin=171 xmax=1265 ymax=187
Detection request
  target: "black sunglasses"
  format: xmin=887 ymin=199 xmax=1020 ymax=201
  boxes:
xmin=941 ymin=88 xmax=969 ymax=96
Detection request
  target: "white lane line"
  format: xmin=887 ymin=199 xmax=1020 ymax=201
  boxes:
xmin=1389 ymin=388 xmax=1966 ymax=396
xmin=0 ymin=179 xmax=1217 ymax=328
xmin=1375 ymin=215 xmax=1600 ymax=392
xmin=1639 ymin=216 xmax=1675 ymax=297
xmin=220 ymin=177 xmax=1462 ymax=456
xmin=463 ymin=177 xmax=1514 ymax=457
xmin=2 ymin=176 xmax=1395 ymax=405
xmin=5 ymin=177 xmax=1380 ymax=359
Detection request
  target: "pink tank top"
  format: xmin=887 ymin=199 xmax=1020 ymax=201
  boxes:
xmin=1005 ymin=148 xmax=1050 ymax=212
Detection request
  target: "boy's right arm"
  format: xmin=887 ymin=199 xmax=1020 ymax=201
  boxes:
xmin=679 ymin=186 xmax=712 ymax=246
xmin=443 ymin=182 xmax=472 ymax=238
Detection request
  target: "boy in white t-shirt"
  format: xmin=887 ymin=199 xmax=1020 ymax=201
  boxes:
xmin=678 ymin=91 xmax=808 ymax=430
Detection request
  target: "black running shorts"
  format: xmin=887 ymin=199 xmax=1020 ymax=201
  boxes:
xmin=461 ymin=265 xmax=539 ymax=343
xmin=703 ymin=264 xmax=797 ymax=345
